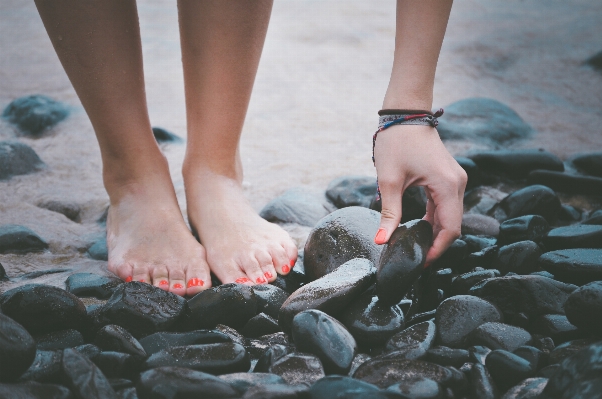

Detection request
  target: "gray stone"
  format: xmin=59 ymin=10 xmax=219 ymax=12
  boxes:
xmin=572 ymin=152 xmax=602 ymax=177
xmin=539 ymin=249 xmax=602 ymax=286
xmin=462 ymin=214 xmax=500 ymax=237
xmin=0 ymin=141 xmax=45 ymax=180
xmin=66 ymin=273 xmax=123 ymax=299
xmin=0 ymin=224 xmax=48 ymax=254
xmin=500 ymin=377 xmax=548 ymax=399
xmin=529 ymin=314 xmax=582 ymax=345
xmin=151 ymin=127 xmax=183 ymax=143
xmin=543 ymin=224 xmax=602 ymax=250
xmin=87 ymin=237 xmax=108 ymax=261
xmin=37 ymin=200 xmax=81 ymax=222
xmin=251 ymin=285 xmax=289 ymax=320
xmin=489 ymin=185 xmax=561 ymax=223
xmin=0 ymin=313 xmax=36 ymax=382
xmin=469 ymin=322 xmax=532 ymax=352
xmin=486 ymin=349 xmax=535 ymax=391
xmin=564 ymin=281 xmax=602 ymax=336
xmin=528 ymin=170 xmax=602 ymax=196
xmin=353 ymin=358 xmax=453 ymax=389
xmin=260 ymin=187 xmax=333 ymax=227
xmin=468 ymin=149 xmax=563 ymax=179
xmin=468 ymin=363 xmax=499 ymax=399
xmin=2 ymin=95 xmax=69 ymax=136
xmin=326 ymin=176 xmax=377 ymax=208
xmin=137 ymin=367 xmax=239 ymax=399
xmin=269 ymin=353 xmax=325 ymax=386
xmin=493 ymin=241 xmax=542 ymax=275
xmin=384 ymin=320 xmax=437 ymax=359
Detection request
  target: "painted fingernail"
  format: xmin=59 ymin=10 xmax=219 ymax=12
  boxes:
xmin=290 ymin=259 xmax=295 ymax=267
xmin=264 ymin=271 xmax=273 ymax=279
xmin=235 ymin=277 xmax=250 ymax=284
xmin=187 ymin=278 xmax=204 ymax=288
xmin=374 ymin=228 xmax=387 ymax=245
xmin=159 ymin=280 xmax=169 ymax=286
xmin=139 ymin=279 xmax=145 ymax=283
xmin=125 ymin=276 xmax=132 ymax=282
xmin=256 ymin=277 xmax=266 ymax=284
xmin=282 ymin=265 xmax=290 ymax=273
xmin=424 ymin=262 xmax=431 ymax=269
xmin=173 ymin=283 xmax=183 ymax=289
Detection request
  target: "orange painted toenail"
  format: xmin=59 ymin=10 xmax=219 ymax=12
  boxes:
xmin=290 ymin=259 xmax=295 ymax=267
xmin=374 ymin=228 xmax=387 ymax=245
xmin=256 ymin=277 xmax=266 ymax=284
xmin=235 ymin=277 xmax=250 ymax=284
xmin=424 ymin=262 xmax=431 ymax=269
xmin=125 ymin=276 xmax=132 ymax=282
xmin=159 ymin=280 xmax=169 ymax=286
xmin=139 ymin=279 xmax=145 ymax=283
xmin=173 ymin=283 xmax=183 ymax=289
xmin=264 ymin=271 xmax=273 ymax=279
xmin=187 ymin=278 xmax=204 ymax=288
xmin=282 ymin=265 xmax=290 ymax=273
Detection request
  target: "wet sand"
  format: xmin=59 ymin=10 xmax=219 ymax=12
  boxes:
xmin=1 ymin=0 xmax=601 ymax=286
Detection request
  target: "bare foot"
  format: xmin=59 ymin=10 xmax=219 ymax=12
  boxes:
xmin=183 ymin=169 xmax=298 ymax=286
xmin=106 ymin=173 xmax=211 ymax=297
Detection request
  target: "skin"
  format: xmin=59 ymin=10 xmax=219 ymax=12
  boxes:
xmin=33 ymin=0 xmax=463 ymax=296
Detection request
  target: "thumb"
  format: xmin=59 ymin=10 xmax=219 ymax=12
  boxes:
xmin=374 ymin=181 xmax=404 ymax=245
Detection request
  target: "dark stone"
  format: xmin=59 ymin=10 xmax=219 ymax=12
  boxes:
xmin=96 ymin=282 xmax=186 ymax=338
xmin=251 ymin=285 xmax=289 ymax=319
xmin=94 ymin=324 xmax=147 ymax=357
xmin=215 ymin=325 xmax=246 ymax=347
xmin=538 ymin=364 xmax=559 ymax=378
xmin=485 ymin=349 xmax=534 ymax=391
xmin=492 ymin=241 xmax=541 ymax=275
xmin=2 ymin=95 xmax=69 ymax=135
xmin=432 ymin=239 xmax=467 ymax=271
xmin=0 ymin=141 xmax=45 ymax=180
xmin=310 ymin=375 xmax=380 ymax=399
xmin=326 ymin=176 xmax=378 ymax=208
xmin=303 ymin=207 xmax=382 ymax=280
xmin=0 ymin=313 xmax=36 ymax=382
xmin=559 ymin=205 xmax=582 ymax=223
xmin=469 ymin=346 xmax=492 ymax=365
xmin=0 ymin=382 xmax=72 ymax=399
xmin=244 ymin=332 xmax=290 ymax=360
xmin=340 ymin=292 xmax=405 ymax=347
xmin=0 ymin=225 xmax=48 ymax=254
xmin=513 ymin=346 xmax=546 ymax=371
xmin=469 ymin=322 xmax=532 ymax=352
xmin=0 ymin=284 xmax=87 ymax=335
xmin=139 ymin=330 xmax=231 ymax=357
xmin=498 ymin=215 xmax=549 ymax=245
xmin=269 ymin=274 xmax=306 ymax=295
xmin=529 ymin=315 xmax=582 ymax=345
xmin=268 ymin=353 xmax=325 ymax=386
xmin=109 ymin=378 xmax=134 ymax=391
xmin=218 ymin=372 xmax=286 ymax=394
xmin=450 ymin=270 xmax=498 ymax=295
xmin=0 ymin=262 xmax=6 ymax=281
xmin=564 ymin=281 xmax=602 ymax=336
xmin=37 ymin=200 xmax=81 ymax=222
xmin=572 ymin=152 xmax=602 ymax=177
xmin=469 ymin=275 xmax=576 ymax=318
xmin=464 ymin=245 xmax=499 ymax=271
xmin=437 ymin=98 xmax=533 ymax=146
xmin=528 ymin=170 xmax=602 ymax=196
xmin=464 ymin=186 xmax=508 ymax=216
xmin=376 ymin=220 xmax=432 ymax=305
xmin=74 ymin=344 xmax=102 ymax=360
xmin=543 ymin=224 xmax=602 ymax=250
xmin=243 ymin=385 xmax=308 ymax=399
xmin=463 ymin=235 xmax=496 ymax=253
xmin=461 ymin=214 xmax=500 ymax=237
xmin=93 ymin=351 xmax=142 ymax=380
xmin=501 ymin=377 xmax=548 ymax=399
xmin=539 ymin=249 xmax=602 ymax=286
xmin=469 ymin=149 xmax=563 ymax=179
xmin=87 ymin=237 xmax=108 ymax=261
xmin=425 ymin=346 xmax=470 ymax=368
xmin=533 ymin=336 xmax=556 ymax=354
xmin=400 ymin=187 xmax=429 ymax=222
xmin=61 ymin=348 xmax=117 ymax=399
xmin=404 ymin=310 xmax=436 ymax=329
xmin=384 ymin=320 xmax=436 ymax=359
xmin=386 ymin=377 xmax=443 ymax=399
xmin=455 ymin=156 xmax=480 ymax=189
xmin=66 ymin=273 xmax=123 ymax=299
xmin=36 ymin=329 xmax=84 ymax=351
xmin=547 ymin=338 xmax=599 ymax=365
xmin=348 ymin=353 xmax=372 ymax=377
xmin=260 ymin=187 xmax=333 ymax=227
xmin=353 ymin=358 xmax=453 ymax=389
xmin=488 ymin=185 xmax=561 ymax=223
xmin=584 ymin=209 xmax=602 ymax=225
xmin=278 ymin=258 xmax=375 ymax=333
xmin=19 ymin=350 xmax=63 ymax=383
xmin=151 ymin=127 xmax=183 ymax=143
xmin=137 ymin=367 xmax=239 ymax=399
xmin=468 ymin=363 xmax=499 ymax=399
xmin=253 ymin=344 xmax=294 ymax=373
xmin=144 ymin=343 xmax=250 ymax=375
xmin=241 ymin=313 xmax=281 ymax=338
xmin=435 ymin=295 xmax=502 ymax=348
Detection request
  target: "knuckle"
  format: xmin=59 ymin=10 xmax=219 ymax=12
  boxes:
xmin=380 ymin=208 xmax=399 ymax=221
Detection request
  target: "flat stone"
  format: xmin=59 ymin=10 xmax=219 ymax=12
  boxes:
xmin=501 ymin=377 xmax=548 ymax=399
xmin=468 ymin=363 xmax=499 ymax=399
xmin=93 ymin=351 xmax=142 ymax=380
xmin=528 ymin=170 xmax=602 ymax=196
xmin=450 ymin=270 xmax=498 ymax=296
xmin=468 ymin=149 xmax=563 ymax=179
xmin=269 ymin=353 xmax=325 ymax=386
xmin=253 ymin=344 xmax=294 ymax=373
xmin=87 ymin=237 xmax=108 ymax=261
xmin=0 ymin=313 xmax=36 ymax=382
xmin=558 ymin=204 xmax=582 ymax=223
xmin=37 ymin=199 xmax=81 ymax=222
xmin=547 ymin=338 xmax=600 ymax=366
xmin=292 ymin=310 xmax=356 ymax=375
xmin=151 ymin=126 xmax=183 ymax=143
xmin=19 ymin=350 xmax=63 ymax=383
xmin=66 ymin=273 xmax=123 ymax=299
xmin=219 ymin=372 xmax=286 ymax=395
xmin=260 ymin=187 xmax=333 ymax=227
xmin=36 ymin=329 xmax=83 ymax=351
xmin=437 ymin=98 xmax=533 ymax=146
xmin=353 ymin=358 xmax=453 ymax=389
xmin=538 ymin=249 xmax=602 ymax=285
xmin=493 ymin=241 xmax=542 ymax=275
xmin=543 ymin=224 xmax=602 ymax=250
xmin=303 ymin=206 xmax=382 ymax=280
xmin=241 ymin=313 xmax=281 ymax=338
xmin=74 ymin=344 xmax=102 ymax=360
xmin=529 ymin=314 xmax=582 ymax=345
xmin=486 ymin=349 xmax=534 ymax=391
xmin=386 ymin=377 xmax=443 ymax=399
xmin=0 ymin=284 xmax=87 ymax=335
xmin=425 ymin=346 xmax=470 ymax=368
xmin=278 ymin=258 xmax=374 ymax=333
xmin=245 ymin=332 xmax=291 ymax=360
xmin=94 ymin=324 xmax=146 ymax=357
xmin=61 ymin=348 xmax=117 ymax=399
xmin=513 ymin=346 xmax=545 ymax=371
xmin=384 ymin=320 xmax=436 ymax=358
xmin=583 ymin=209 xmax=602 ymax=225
xmin=462 ymin=214 xmax=500 ymax=237
xmin=564 ymin=281 xmax=602 ymax=336
xmin=243 ymin=384 xmax=309 ymax=399
xmin=2 ymin=95 xmax=69 ymax=136
xmin=137 ymin=367 xmax=239 ymax=399
xmin=572 ymin=152 xmax=602 ymax=177
xmin=251 ymin=284 xmax=289 ymax=319
xmin=0 ymin=382 xmax=71 ymax=399
xmin=310 ymin=375 xmax=380 ymax=399
xmin=326 ymin=176 xmax=377 ymax=208
xmin=0 ymin=224 xmax=48 ymax=254
xmin=435 ymin=295 xmax=502 ymax=348
xmin=489 ymin=185 xmax=561 ymax=223
xmin=469 ymin=322 xmax=532 ymax=352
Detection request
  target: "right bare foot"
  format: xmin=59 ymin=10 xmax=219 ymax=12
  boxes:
xmin=105 ymin=171 xmax=211 ymax=297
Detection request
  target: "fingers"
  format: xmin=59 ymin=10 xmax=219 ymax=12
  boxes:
xmin=374 ymin=178 xmax=404 ymax=245
xmin=424 ymin=185 xmax=464 ymax=266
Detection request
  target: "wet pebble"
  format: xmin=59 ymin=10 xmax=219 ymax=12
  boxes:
xmin=0 ymin=381 xmax=71 ymax=399
xmin=425 ymin=346 xmax=470 ymax=368
xmin=326 ymin=175 xmax=378 ymax=208
xmin=253 ymin=344 xmax=294 ymax=373
xmin=36 ymin=329 xmax=84 ymax=351
xmin=485 ymin=349 xmax=534 ymax=391
xmin=0 ymin=313 xmax=36 ymax=382
xmin=469 ymin=149 xmax=563 ymax=179
xmin=493 ymin=241 xmax=541 ymax=275
xmin=583 ymin=209 xmax=602 ymax=225
xmin=219 ymin=372 xmax=286 ymax=395
xmin=501 ymin=377 xmax=548 ymax=399
xmin=539 ymin=248 xmax=602 ymax=285
xmin=2 ymin=95 xmax=69 ymax=135
xmin=384 ymin=320 xmax=436 ymax=359
xmin=66 ymin=273 xmax=123 ymax=299
xmin=61 ymin=348 xmax=117 ymax=399
xmin=386 ymin=377 xmax=443 ymax=399
xmin=450 ymin=270 xmax=498 ymax=295
xmin=93 ymin=351 xmax=142 ymax=380
xmin=489 ymin=185 xmax=561 ymax=223
xmin=529 ymin=314 xmax=582 ymax=345
xmin=468 ymin=363 xmax=499 ymax=399
xmin=138 ymin=330 xmax=231 ymax=356
xmin=137 ymin=367 xmax=239 ymax=399
xmin=260 ymin=187 xmax=333 ymax=227
xmin=513 ymin=346 xmax=546 ymax=371
xmin=37 ymin=199 xmax=81 ymax=222
xmin=352 ymin=358 xmax=453 ymax=390
xmin=572 ymin=152 xmax=602 ymax=177
xmin=310 ymin=375 xmax=380 ymax=399
xmin=251 ymin=284 xmax=289 ymax=319
xmin=268 ymin=353 xmax=325 ymax=386
xmin=151 ymin=126 xmax=183 ymax=143
xmin=241 ymin=313 xmax=281 ymax=338
xmin=87 ymin=237 xmax=108 ymax=261
xmin=528 ymin=169 xmax=602 ymax=196
xmin=563 ymin=281 xmax=602 ymax=336
xmin=94 ymin=324 xmax=147 ymax=357
xmin=461 ymin=213 xmax=500 ymax=237
xmin=469 ymin=322 xmax=532 ymax=352
xmin=0 ymin=224 xmax=48 ymax=254
xmin=0 ymin=140 xmax=46 ymax=181
xmin=543 ymin=224 xmax=602 ymax=250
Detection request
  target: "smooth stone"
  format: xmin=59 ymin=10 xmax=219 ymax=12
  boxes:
xmin=245 ymin=332 xmax=291 ymax=360
xmin=0 ymin=225 xmax=48 ymax=254
xmin=463 ymin=235 xmax=496 ymax=253
xmin=464 ymin=245 xmax=499 ymax=271
xmin=468 ymin=363 xmax=499 ymax=399
xmin=485 ymin=349 xmax=534 ymax=391
xmin=348 ymin=353 xmax=372 ymax=377
xmin=547 ymin=338 xmax=600 ymax=366
xmin=469 ymin=345 xmax=492 ymax=365
xmin=386 ymin=377 xmax=443 ymax=399
xmin=462 ymin=214 xmax=500 ymax=237
xmin=469 ymin=275 xmax=577 ymax=317
xmin=19 ymin=350 xmax=63 ymax=383
xmin=37 ymin=199 xmax=81 ymax=222
xmin=186 ymin=283 xmax=257 ymax=331
xmin=492 ymin=241 xmax=542 ymax=275
xmin=353 ymin=358 xmax=453 ymax=389
xmin=269 ymin=353 xmax=325 ymax=386
xmin=455 ymin=156 xmax=481 ymax=189
xmin=326 ymin=176 xmax=377 ymax=208
xmin=251 ymin=285 xmax=289 ymax=319
xmin=94 ymin=324 xmax=147 ymax=357
xmin=260 ymin=187 xmax=333 ymax=227
xmin=501 ymin=377 xmax=548 ymax=399
xmin=513 ymin=346 xmax=546 ymax=371
xmin=425 ymin=347 xmax=470 ymax=368
xmin=558 ymin=204 xmax=582 ymax=223
xmin=243 ymin=384 xmax=308 ymax=399
xmin=528 ymin=170 xmax=602 ymax=196
xmin=278 ymin=258 xmax=375 ymax=333
xmin=450 ymin=270 xmax=498 ymax=295
xmin=489 ymin=185 xmax=561 ymax=223
xmin=469 ymin=322 xmax=532 ymax=352
xmin=0 ymin=140 xmax=45 ymax=180
xmin=404 ymin=310 xmax=436 ymax=329
xmin=2 ymin=95 xmax=68 ymax=135
xmin=376 ymin=219 xmax=432 ymax=305
xmin=0 ymin=313 xmax=36 ymax=382
xmin=96 ymin=282 xmax=186 ymax=338
xmin=109 ymin=378 xmax=134 ymax=391
xmin=583 ymin=209 xmax=602 ymax=225
xmin=151 ymin=126 xmax=183 ymax=143
xmin=432 ymin=239 xmax=467 ymax=271
xmin=303 ymin=207 xmax=382 ymax=280
xmin=340 ymin=292 xmax=405 ymax=347
xmin=384 ymin=320 xmax=436 ymax=358
xmin=219 ymin=372 xmax=286 ymax=395
xmin=253 ymin=344 xmax=294 ymax=373
xmin=464 ymin=186 xmax=508 ymax=216
xmin=144 ymin=343 xmax=250 ymax=375
xmin=61 ymin=348 xmax=117 ymax=399
xmin=573 ymin=152 xmax=602 ymax=177
xmin=543 ymin=225 xmax=602 ymax=250
xmin=435 ymin=295 xmax=502 ymax=348
xmin=538 ymin=249 xmax=602 ymax=286
xmin=66 ymin=273 xmax=123 ymax=299
xmin=36 ymin=329 xmax=83 ymax=350
xmin=310 ymin=375 xmax=380 ymax=399
xmin=87 ymin=237 xmax=108 ymax=261
xmin=0 ymin=284 xmax=87 ymax=335
xmin=468 ymin=149 xmax=563 ymax=179
xmin=537 ymin=365 xmax=559 ymax=379
xmin=137 ymin=367 xmax=239 ymax=399
xmin=138 ymin=330 xmax=231 ymax=356
xmin=437 ymin=98 xmax=533 ymax=146
xmin=215 ymin=325 xmax=246 ymax=347
xmin=564 ymin=281 xmax=602 ymax=336
xmin=529 ymin=315 xmax=582 ymax=345
xmin=497 ymin=215 xmax=549 ymax=245
xmin=292 ymin=310 xmax=357 ymax=375
xmin=269 ymin=273 xmax=306 ymax=295
xmin=0 ymin=382 xmax=71 ymax=399
xmin=241 ymin=313 xmax=281 ymax=338
xmin=93 ymin=351 xmax=142 ymax=380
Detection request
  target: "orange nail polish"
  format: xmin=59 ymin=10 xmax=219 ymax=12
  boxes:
xmin=187 ymin=278 xmax=204 ymax=288
xmin=282 ymin=265 xmax=290 ymax=273
xmin=125 ymin=276 xmax=132 ymax=283
xmin=264 ymin=271 xmax=273 ymax=279
xmin=256 ymin=277 xmax=266 ymax=284
xmin=139 ymin=279 xmax=145 ymax=283
xmin=159 ymin=280 xmax=169 ymax=286
xmin=374 ymin=228 xmax=387 ymax=245
xmin=290 ymin=259 xmax=295 ymax=267
xmin=424 ymin=262 xmax=431 ymax=269
xmin=235 ymin=277 xmax=250 ymax=284
xmin=173 ymin=283 xmax=183 ymax=289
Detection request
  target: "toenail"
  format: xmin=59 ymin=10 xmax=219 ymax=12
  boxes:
xmin=187 ymin=278 xmax=204 ymax=288
xmin=125 ymin=276 xmax=132 ymax=282
xmin=290 ymin=259 xmax=295 ymax=267
xmin=173 ymin=283 xmax=183 ymax=289
xmin=264 ymin=271 xmax=273 ymax=279
xmin=282 ymin=265 xmax=290 ymax=273
xmin=159 ymin=280 xmax=169 ymax=286
xmin=256 ymin=277 xmax=266 ymax=284
xmin=235 ymin=277 xmax=250 ymax=284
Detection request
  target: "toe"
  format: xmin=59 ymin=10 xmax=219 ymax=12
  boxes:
xmin=132 ymin=263 xmax=151 ymax=284
xmin=109 ymin=261 xmax=134 ymax=282
xmin=267 ymin=245 xmax=289 ymax=279
xmin=240 ymin=255 xmax=268 ymax=285
xmin=168 ymin=267 xmax=187 ymax=296
xmin=151 ymin=265 xmax=170 ymax=291
xmin=255 ymin=249 xmax=278 ymax=283
xmin=280 ymin=241 xmax=298 ymax=275
xmin=185 ymin=261 xmax=211 ymax=297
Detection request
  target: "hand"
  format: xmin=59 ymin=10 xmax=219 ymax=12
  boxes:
xmin=373 ymin=124 xmax=467 ymax=266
